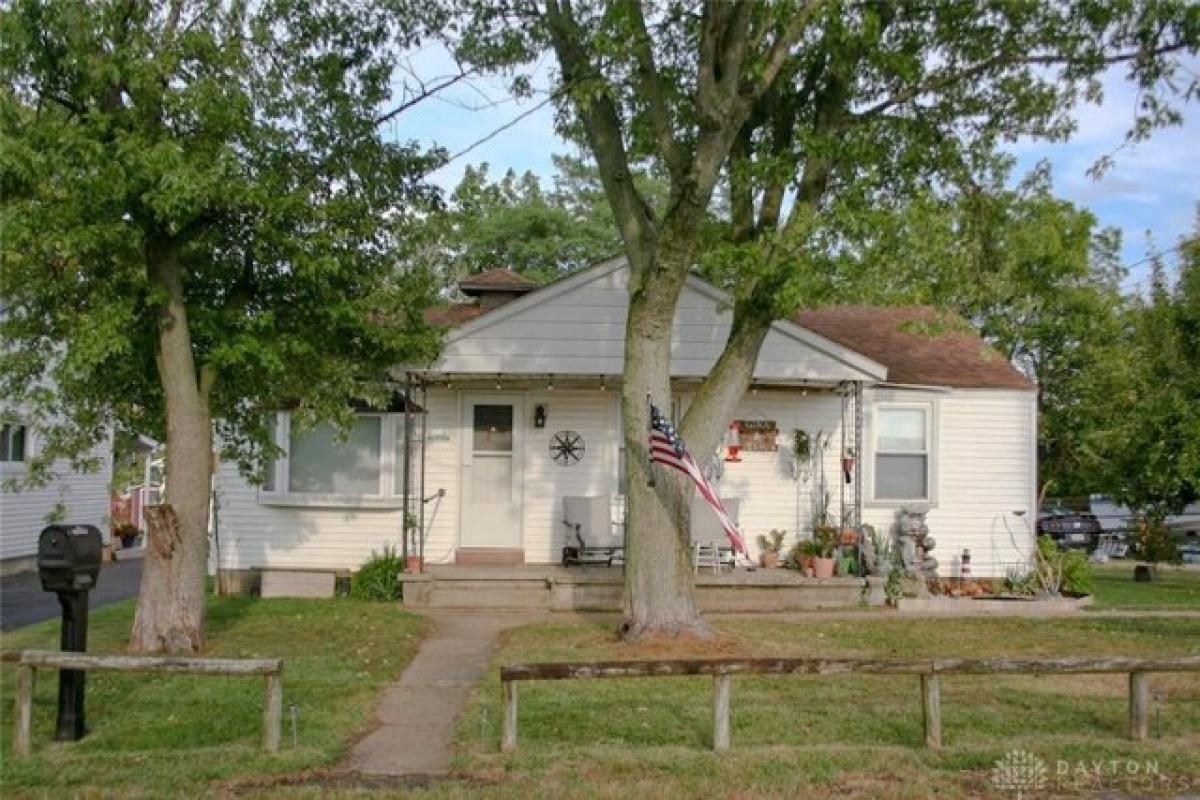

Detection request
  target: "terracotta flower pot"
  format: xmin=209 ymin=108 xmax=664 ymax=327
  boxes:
xmin=813 ymin=557 xmax=835 ymax=579
xmin=760 ymin=551 xmax=780 ymax=569
xmin=803 ymin=566 xmax=815 ymax=578
xmin=840 ymin=529 xmax=858 ymax=546
xmin=405 ymin=555 xmax=423 ymax=574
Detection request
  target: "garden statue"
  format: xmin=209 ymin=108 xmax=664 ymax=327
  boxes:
xmin=897 ymin=506 xmax=938 ymax=579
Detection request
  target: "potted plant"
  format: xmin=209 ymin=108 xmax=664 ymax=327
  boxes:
xmin=789 ymin=540 xmax=819 ymax=576
xmin=756 ymin=529 xmax=786 ymax=569
xmin=114 ymin=523 xmax=142 ymax=550
xmin=811 ymin=525 xmax=838 ymax=578
xmin=865 ymin=526 xmax=894 ymax=577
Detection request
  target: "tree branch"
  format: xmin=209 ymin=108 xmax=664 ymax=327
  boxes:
xmin=857 ymin=40 xmax=1193 ymax=120
xmin=375 ymin=70 xmax=474 ymax=126
xmin=622 ymin=0 xmax=687 ymax=180
xmin=542 ymin=0 xmax=657 ymax=271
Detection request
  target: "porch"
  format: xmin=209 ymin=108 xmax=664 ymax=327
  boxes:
xmin=398 ymin=565 xmax=885 ymax=611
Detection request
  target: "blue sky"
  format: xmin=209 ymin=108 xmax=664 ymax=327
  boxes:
xmin=390 ymin=48 xmax=1199 ymax=288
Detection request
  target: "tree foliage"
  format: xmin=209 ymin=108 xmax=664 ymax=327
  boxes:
xmin=427 ymin=154 xmax=665 ymax=285
xmin=0 ymin=0 xmax=444 ymax=650
xmin=1097 ymin=224 xmax=1200 ymax=522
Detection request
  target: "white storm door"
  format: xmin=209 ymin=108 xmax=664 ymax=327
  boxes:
xmin=460 ymin=397 xmax=522 ymax=548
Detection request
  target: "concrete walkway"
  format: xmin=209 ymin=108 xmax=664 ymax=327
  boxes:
xmin=346 ymin=610 xmax=543 ymax=777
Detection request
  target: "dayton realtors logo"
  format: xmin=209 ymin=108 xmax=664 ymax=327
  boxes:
xmin=991 ymin=750 xmax=1048 ymax=798
xmin=990 ymin=750 xmax=1195 ymax=796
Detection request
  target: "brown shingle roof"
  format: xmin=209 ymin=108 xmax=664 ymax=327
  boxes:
xmin=458 ymin=268 xmax=537 ymax=293
xmin=794 ymin=305 xmax=1033 ymax=390
xmin=424 ymin=304 xmax=487 ymax=328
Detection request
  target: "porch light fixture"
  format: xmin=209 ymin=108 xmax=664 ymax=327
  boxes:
xmin=600 ymin=376 xmax=607 ymax=391
xmin=534 ymin=404 xmax=547 ymax=428
xmin=495 ymin=374 xmax=502 ymax=391
xmin=547 ymin=375 xmax=555 ymax=391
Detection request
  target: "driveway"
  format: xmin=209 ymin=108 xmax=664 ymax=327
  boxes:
xmin=1 ymin=555 xmax=144 ymax=631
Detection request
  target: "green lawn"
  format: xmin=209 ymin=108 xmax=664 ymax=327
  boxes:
xmin=1091 ymin=563 xmax=1200 ymax=609
xmin=0 ymin=596 xmax=425 ymax=798
xmin=446 ymin=617 xmax=1200 ymax=799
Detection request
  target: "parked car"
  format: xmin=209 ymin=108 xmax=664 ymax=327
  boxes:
xmin=1038 ymin=504 xmax=1103 ymax=550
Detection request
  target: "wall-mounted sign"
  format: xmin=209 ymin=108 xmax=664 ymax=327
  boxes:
xmin=735 ymin=420 xmax=778 ymax=452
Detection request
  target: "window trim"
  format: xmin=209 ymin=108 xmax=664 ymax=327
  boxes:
xmin=259 ymin=411 xmax=406 ymax=508
xmin=0 ymin=421 xmax=30 ymax=474
xmin=866 ymin=401 xmax=938 ymax=507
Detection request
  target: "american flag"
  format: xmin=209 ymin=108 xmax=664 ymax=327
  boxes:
xmin=648 ymin=403 xmax=746 ymax=554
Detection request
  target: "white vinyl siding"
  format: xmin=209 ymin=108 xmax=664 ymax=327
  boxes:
xmin=0 ymin=417 xmax=113 ymax=563
xmin=862 ymin=388 xmax=1036 ymax=578
xmin=432 ymin=264 xmax=882 ymax=383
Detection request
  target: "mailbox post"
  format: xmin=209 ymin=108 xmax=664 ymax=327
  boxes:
xmin=36 ymin=524 xmax=102 ymax=741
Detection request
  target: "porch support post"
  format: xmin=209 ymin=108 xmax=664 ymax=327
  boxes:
xmin=418 ymin=378 xmax=428 ymax=568
xmin=401 ymin=372 xmax=412 ymax=563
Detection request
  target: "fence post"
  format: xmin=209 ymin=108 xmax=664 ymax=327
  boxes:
xmin=14 ymin=663 xmax=34 ymax=758
xmin=502 ymin=680 xmax=519 ymax=753
xmin=1129 ymin=672 xmax=1149 ymax=741
xmin=921 ymin=674 xmax=942 ymax=749
xmin=263 ymin=671 xmax=282 ymax=753
xmin=712 ymin=674 xmax=731 ymax=752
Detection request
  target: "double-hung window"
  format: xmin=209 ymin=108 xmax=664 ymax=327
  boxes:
xmin=873 ymin=405 xmax=932 ymax=502
xmin=1 ymin=422 xmax=28 ymax=465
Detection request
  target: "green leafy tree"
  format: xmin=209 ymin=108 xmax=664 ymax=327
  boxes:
xmin=0 ymin=0 xmax=442 ymax=652
xmin=455 ymin=0 xmax=1198 ymax=639
xmin=429 ymin=154 xmax=665 ymax=285
xmin=1098 ymin=224 xmax=1200 ymax=551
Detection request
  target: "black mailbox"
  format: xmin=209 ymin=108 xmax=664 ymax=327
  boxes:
xmin=38 ymin=524 xmax=102 ymax=592
xmin=37 ymin=523 xmax=102 ymax=741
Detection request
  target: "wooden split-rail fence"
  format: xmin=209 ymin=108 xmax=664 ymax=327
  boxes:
xmin=5 ymin=650 xmax=283 ymax=758
xmin=500 ymin=655 xmax=1200 ymax=753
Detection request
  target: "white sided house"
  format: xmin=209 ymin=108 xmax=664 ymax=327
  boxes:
xmin=0 ymin=410 xmax=113 ymax=575
xmin=213 ymin=259 xmax=1037 ymax=594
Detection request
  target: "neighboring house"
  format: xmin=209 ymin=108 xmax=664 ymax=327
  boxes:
xmin=0 ymin=410 xmax=113 ymax=575
xmin=213 ymin=258 xmax=1037 ymax=585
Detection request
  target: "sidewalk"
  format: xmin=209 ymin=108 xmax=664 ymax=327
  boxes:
xmin=345 ymin=610 xmax=545 ymax=777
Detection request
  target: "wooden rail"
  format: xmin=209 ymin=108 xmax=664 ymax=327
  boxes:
xmin=500 ymin=655 xmax=1200 ymax=753
xmin=7 ymin=650 xmax=283 ymax=758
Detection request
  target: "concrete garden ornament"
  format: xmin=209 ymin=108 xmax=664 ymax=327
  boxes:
xmin=897 ymin=505 xmax=938 ymax=579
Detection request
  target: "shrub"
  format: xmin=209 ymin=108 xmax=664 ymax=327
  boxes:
xmin=1034 ymin=535 xmax=1095 ymax=596
xmin=350 ymin=544 xmax=404 ymax=601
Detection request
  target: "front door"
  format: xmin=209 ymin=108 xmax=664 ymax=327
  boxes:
xmin=460 ymin=396 xmax=523 ymax=549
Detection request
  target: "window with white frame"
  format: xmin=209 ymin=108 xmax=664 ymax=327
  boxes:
xmin=873 ymin=405 xmax=931 ymax=501
xmin=1 ymin=422 xmax=28 ymax=464
xmin=263 ymin=412 xmax=405 ymax=500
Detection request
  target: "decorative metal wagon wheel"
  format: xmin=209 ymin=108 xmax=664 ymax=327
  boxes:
xmin=549 ymin=430 xmax=585 ymax=465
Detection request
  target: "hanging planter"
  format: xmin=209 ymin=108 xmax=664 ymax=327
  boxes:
xmin=842 ymin=448 xmax=856 ymax=484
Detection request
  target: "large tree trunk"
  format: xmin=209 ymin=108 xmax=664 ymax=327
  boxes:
xmin=130 ymin=245 xmax=212 ymax=654
xmin=621 ymin=276 xmax=708 ymax=639
xmin=620 ymin=246 xmax=776 ymax=640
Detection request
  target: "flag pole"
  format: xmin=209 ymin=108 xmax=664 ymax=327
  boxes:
xmin=646 ymin=392 xmax=655 ymax=488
